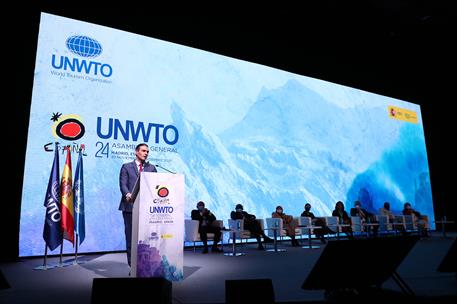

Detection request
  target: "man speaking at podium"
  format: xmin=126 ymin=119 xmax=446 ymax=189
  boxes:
xmin=119 ymin=143 xmax=157 ymax=267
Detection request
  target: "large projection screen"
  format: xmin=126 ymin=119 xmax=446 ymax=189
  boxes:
xmin=20 ymin=13 xmax=434 ymax=256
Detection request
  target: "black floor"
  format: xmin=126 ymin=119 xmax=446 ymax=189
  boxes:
xmin=1 ymin=233 xmax=456 ymax=304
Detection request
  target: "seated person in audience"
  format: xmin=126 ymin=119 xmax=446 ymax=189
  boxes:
xmin=231 ymin=203 xmax=273 ymax=250
xmin=272 ymin=205 xmax=300 ymax=246
xmin=191 ymin=201 xmax=223 ymax=254
xmin=379 ymin=202 xmax=407 ymax=234
xmin=402 ymin=202 xmax=430 ymax=237
xmin=350 ymin=200 xmax=379 ymax=236
xmin=301 ymin=203 xmax=333 ymax=244
xmin=332 ymin=201 xmax=354 ymax=239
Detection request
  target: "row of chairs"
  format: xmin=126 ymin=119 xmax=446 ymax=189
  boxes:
xmin=184 ymin=214 xmax=428 ymax=250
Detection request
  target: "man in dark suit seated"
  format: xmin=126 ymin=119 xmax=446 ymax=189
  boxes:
xmin=230 ymin=204 xmax=273 ymax=250
xmin=350 ymin=201 xmax=379 ymax=236
xmin=301 ymin=203 xmax=333 ymax=244
xmin=191 ymin=201 xmax=223 ymax=254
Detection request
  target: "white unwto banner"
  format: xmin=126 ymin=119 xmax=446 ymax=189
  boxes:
xmin=131 ymin=172 xmax=184 ymax=281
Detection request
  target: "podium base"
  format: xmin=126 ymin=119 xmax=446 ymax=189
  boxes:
xmin=224 ymin=252 xmax=246 ymax=257
xmin=33 ymin=265 xmax=57 ymax=270
xmin=266 ymin=248 xmax=286 ymax=252
xmin=54 ymin=261 xmax=74 ymax=268
xmin=73 ymin=260 xmax=87 ymax=265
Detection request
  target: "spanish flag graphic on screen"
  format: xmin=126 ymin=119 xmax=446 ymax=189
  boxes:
xmin=388 ymin=105 xmax=418 ymax=124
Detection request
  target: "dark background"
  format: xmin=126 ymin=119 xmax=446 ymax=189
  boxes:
xmin=8 ymin=2 xmax=456 ymax=261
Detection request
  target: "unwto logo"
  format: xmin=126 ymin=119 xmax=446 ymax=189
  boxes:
xmin=150 ymin=185 xmax=173 ymax=214
xmin=51 ymin=35 xmax=113 ymax=77
xmin=66 ymin=35 xmax=103 ymax=58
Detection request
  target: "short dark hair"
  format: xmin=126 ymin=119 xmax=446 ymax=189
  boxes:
xmin=354 ymin=201 xmax=361 ymax=206
xmin=235 ymin=204 xmax=243 ymax=210
xmin=197 ymin=201 xmax=205 ymax=207
xmin=135 ymin=143 xmax=149 ymax=151
xmin=276 ymin=205 xmax=283 ymax=211
xmin=305 ymin=203 xmax=311 ymax=208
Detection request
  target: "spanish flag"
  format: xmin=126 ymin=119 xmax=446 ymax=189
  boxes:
xmin=61 ymin=146 xmax=75 ymax=244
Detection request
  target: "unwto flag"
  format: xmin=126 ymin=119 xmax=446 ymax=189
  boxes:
xmin=61 ymin=146 xmax=75 ymax=244
xmin=43 ymin=144 xmax=63 ymax=251
xmin=74 ymin=148 xmax=85 ymax=245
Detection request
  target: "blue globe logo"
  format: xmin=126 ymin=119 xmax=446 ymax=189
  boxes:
xmin=66 ymin=35 xmax=103 ymax=58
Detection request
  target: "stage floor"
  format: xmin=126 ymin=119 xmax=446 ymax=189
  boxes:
xmin=1 ymin=233 xmax=456 ymax=304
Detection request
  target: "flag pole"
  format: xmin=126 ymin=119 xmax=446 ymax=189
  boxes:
xmin=44 ymin=245 xmax=48 ymax=268
xmin=73 ymin=235 xmax=79 ymax=265
xmin=34 ymin=244 xmax=56 ymax=270
xmin=39 ymin=142 xmax=61 ymax=270
xmin=72 ymin=146 xmax=86 ymax=265
xmin=58 ymin=242 xmax=64 ymax=267
xmin=56 ymin=240 xmax=73 ymax=267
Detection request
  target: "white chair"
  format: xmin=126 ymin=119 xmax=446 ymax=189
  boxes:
xmin=324 ymin=216 xmax=340 ymax=233
xmin=300 ymin=216 xmax=321 ymax=242
xmin=265 ymin=217 xmax=284 ymax=238
xmin=376 ymin=214 xmax=392 ymax=234
xmin=394 ymin=215 xmax=406 ymax=233
xmin=299 ymin=216 xmax=313 ymax=235
xmin=404 ymin=214 xmax=429 ymax=235
xmin=351 ymin=216 xmax=363 ymax=234
xmin=227 ymin=218 xmax=266 ymax=246
xmin=184 ymin=219 xmax=223 ymax=252
xmin=265 ymin=217 xmax=302 ymax=240
xmin=404 ymin=214 xmax=417 ymax=231
xmin=292 ymin=216 xmax=304 ymax=238
xmin=228 ymin=219 xmax=248 ymax=240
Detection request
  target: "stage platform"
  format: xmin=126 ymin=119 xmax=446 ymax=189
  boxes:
xmin=1 ymin=232 xmax=456 ymax=304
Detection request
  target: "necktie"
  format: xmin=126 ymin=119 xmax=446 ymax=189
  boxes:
xmin=139 ymin=163 xmax=143 ymax=172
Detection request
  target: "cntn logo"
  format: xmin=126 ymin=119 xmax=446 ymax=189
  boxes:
xmin=51 ymin=35 xmax=113 ymax=77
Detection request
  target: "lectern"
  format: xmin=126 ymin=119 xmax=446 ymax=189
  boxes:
xmin=130 ymin=172 xmax=184 ymax=281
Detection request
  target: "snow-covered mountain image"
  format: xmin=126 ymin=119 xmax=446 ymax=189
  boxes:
xmin=20 ymin=14 xmax=434 ymax=256
xmin=172 ymin=79 xmax=433 ymax=224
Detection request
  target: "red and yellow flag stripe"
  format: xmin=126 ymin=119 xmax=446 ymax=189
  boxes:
xmin=61 ymin=147 xmax=75 ymax=244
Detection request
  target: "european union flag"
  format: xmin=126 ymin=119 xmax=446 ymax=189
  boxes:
xmin=43 ymin=143 xmax=62 ymax=251
xmin=74 ymin=148 xmax=85 ymax=245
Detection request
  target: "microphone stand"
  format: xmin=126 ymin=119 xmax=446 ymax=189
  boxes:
xmin=155 ymin=164 xmax=176 ymax=174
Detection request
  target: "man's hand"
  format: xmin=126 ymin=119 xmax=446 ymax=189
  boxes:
xmin=126 ymin=193 xmax=132 ymax=202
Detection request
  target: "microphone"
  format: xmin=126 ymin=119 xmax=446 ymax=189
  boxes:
xmin=155 ymin=163 xmax=176 ymax=174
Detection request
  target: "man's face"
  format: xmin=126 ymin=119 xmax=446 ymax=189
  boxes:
xmin=136 ymin=146 xmax=149 ymax=162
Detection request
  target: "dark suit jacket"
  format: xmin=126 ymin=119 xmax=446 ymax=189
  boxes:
xmin=191 ymin=209 xmax=217 ymax=228
xmin=301 ymin=210 xmax=316 ymax=219
xmin=350 ymin=207 xmax=373 ymax=218
xmin=230 ymin=211 xmax=256 ymax=221
xmin=118 ymin=160 xmax=157 ymax=212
